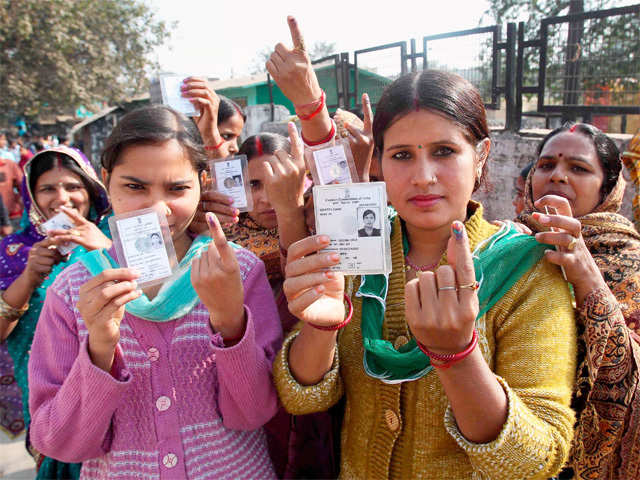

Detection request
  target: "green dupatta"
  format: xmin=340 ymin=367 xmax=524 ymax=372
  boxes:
xmin=79 ymin=235 xmax=225 ymax=322
xmin=359 ymin=214 xmax=550 ymax=383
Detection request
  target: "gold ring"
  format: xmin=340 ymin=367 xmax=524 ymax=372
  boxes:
xmin=438 ymin=286 xmax=457 ymax=291
xmin=458 ymin=281 xmax=479 ymax=291
xmin=567 ymin=237 xmax=578 ymax=251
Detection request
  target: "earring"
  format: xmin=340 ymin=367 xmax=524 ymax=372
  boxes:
xmin=476 ymin=166 xmax=482 ymax=179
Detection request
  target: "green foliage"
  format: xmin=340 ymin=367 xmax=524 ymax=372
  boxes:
xmin=0 ymin=0 xmax=170 ymax=120
xmin=483 ymin=0 xmax=638 ymax=106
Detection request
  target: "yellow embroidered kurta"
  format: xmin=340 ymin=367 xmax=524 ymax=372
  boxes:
xmin=274 ymin=204 xmax=577 ymax=479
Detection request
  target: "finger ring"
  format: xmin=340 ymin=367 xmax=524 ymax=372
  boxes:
xmin=567 ymin=237 xmax=578 ymax=251
xmin=458 ymin=281 xmax=479 ymax=291
xmin=438 ymin=286 xmax=457 ymax=291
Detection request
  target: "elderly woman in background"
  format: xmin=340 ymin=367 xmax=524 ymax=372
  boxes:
xmin=519 ymin=122 xmax=640 ymax=479
xmin=0 ymin=146 xmax=111 ymax=479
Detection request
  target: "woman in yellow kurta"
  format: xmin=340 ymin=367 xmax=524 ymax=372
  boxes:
xmin=272 ymin=68 xmax=577 ymax=479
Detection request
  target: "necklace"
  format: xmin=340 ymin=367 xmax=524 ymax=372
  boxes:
xmin=404 ymin=255 xmax=438 ymax=273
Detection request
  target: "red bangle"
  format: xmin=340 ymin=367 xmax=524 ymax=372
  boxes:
xmin=295 ymin=91 xmax=325 ymax=121
xmin=204 ymin=139 xmax=225 ymax=151
xmin=301 ymin=122 xmax=336 ymax=147
xmin=417 ymin=329 xmax=478 ymax=369
xmin=309 ymin=294 xmax=353 ymax=331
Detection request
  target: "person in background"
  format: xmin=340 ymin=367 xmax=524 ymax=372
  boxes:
xmin=0 ymin=146 xmax=112 ymax=479
xmin=28 ymin=105 xmax=281 ymax=479
xmin=0 ymin=132 xmax=17 ymax=163
xmin=0 ymin=137 xmax=24 ymax=232
xmin=513 ymin=162 xmax=533 ymax=216
xmin=180 ymin=77 xmax=248 ymax=232
xmin=519 ymin=123 xmax=640 ymax=479
xmin=622 ymin=129 xmax=640 ymax=231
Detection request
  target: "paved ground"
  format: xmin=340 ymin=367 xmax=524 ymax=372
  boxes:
xmin=0 ymin=431 xmax=35 ymax=479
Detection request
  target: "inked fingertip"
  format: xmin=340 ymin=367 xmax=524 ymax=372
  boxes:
xmin=452 ymin=221 xmax=465 ymax=240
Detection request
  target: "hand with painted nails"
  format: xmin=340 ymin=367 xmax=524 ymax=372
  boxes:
xmin=191 ymin=213 xmax=245 ymax=342
xmin=532 ymin=195 xmax=605 ymax=305
xmin=46 ymin=206 xmax=112 ymax=252
xmin=405 ymin=221 xmax=479 ymax=355
xmin=283 ymin=234 xmax=345 ymax=327
xmin=190 ymin=188 xmax=239 ymax=235
xmin=77 ymin=267 xmax=141 ymax=371
xmin=264 ymin=122 xmax=307 ymax=215
xmin=266 ymin=16 xmax=322 ymax=107
xmin=343 ymin=93 xmax=375 ymax=182
xmin=180 ymin=76 xmax=223 ymax=150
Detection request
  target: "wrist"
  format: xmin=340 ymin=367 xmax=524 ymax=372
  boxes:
xmin=14 ymin=272 xmax=38 ymax=295
xmin=203 ymin=131 xmax=224 ymax=149
xmin=87 ymin=337 xmax=117 ymax=372
xmin=210 ymin=307 xmax=246 ymax=340
xmin=417 ymin=328 xmax=478 ymax=369
xmin=274 ymin=203 xmax=305 ymax=220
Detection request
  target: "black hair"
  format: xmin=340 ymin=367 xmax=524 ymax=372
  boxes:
xmin=520 ymin=161 xmax=534 ymax=180
xmin=218 ymin=96 xmax=246 ymax=124
xmin=362 ymin=209 xmax=376 ymax=219
xmin=101 ymin=105 xmax=207 ymax=178
xmin=372 ymin=70 xmax=490 ymax=191
xmin=29 ymin=151 xmax=101 ymax=207
xmin=536 ymin=123 xmax=621 ymax=199
xmin=238 ymin=133 xmax=290 ymax=160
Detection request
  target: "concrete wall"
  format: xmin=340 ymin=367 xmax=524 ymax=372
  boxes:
xmin=243 ymin=104 xmax=291 ymax=138
xmin=473 ymin=129 xmax=634 ymax=222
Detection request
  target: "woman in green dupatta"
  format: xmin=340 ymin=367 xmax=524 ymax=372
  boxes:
xmin=273 ymin=68 xmax=577 ymax=479
xmin=0 ymin=146 xmax=111 ymax=479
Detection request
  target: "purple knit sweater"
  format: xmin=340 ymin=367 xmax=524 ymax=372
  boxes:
xmin=28 ymin=246 xmax=282 ymax=479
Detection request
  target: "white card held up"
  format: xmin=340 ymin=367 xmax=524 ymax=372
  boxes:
xmin=109 ymin=208 xmax=178 ymax=288
xmin=206 ymin=155 xmax=253 ymax=212
xmin=159 ymin=74 xmax=198 ymax=117
xmin=313 ymin=182 xmax=391 ymax=275
xmin=40 ymin=211 xmax=77 ymax=256
xmin=305 ymin=138 xmax=358 ymax=185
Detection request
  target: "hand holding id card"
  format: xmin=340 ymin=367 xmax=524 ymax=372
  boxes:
xmin=305 ymin=138 xmax=358 ymax=185
xmin=313 ymin=182 xmax=391 ymax=275
xmin=41 ymin=211 xmax=78 ymax=256
xmin=205 ymin=155 xmax=253 ymax=212
xmin=159 ymin=74 xmax=197 ymax=117
xmin=109 ymin=208 xmax=178 ymax=288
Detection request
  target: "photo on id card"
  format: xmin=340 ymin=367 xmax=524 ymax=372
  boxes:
xmin=313 ymin=181 xmax=391 ymax=275
xmin=305 ymin=138 xmax=358 ymax=185
xmin=108 ymin=208 xmax=178 ymax=288
xmin=206 ymin=155 xmax=253 ymax=212
xmin=40 ymin=211 xmax=77 ymax=256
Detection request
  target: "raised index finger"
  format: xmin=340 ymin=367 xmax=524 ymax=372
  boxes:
xmin=362 ymin=93 xmax=373 ymax=133
xmin=205 ymin=212 xmax=236 ymax=268
xmin=288 ymin=121 xmax=305 ymax=170
xmin=287 ymin=16 xmax=305 ymax=51
xmin=446 ymin=221 xmax=476 ymax=297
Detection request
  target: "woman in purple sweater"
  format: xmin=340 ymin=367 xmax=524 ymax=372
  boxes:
xmin=27 ymin=105 xmax=282 ymax=479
